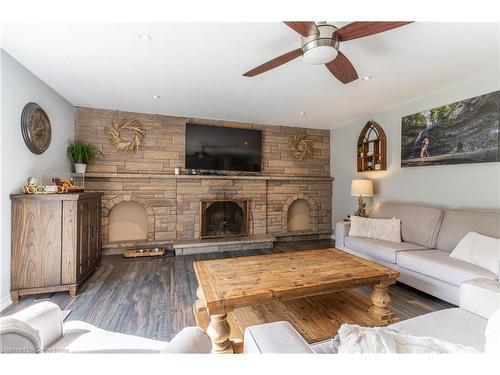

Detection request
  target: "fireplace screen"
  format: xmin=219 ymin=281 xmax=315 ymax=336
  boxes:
xmin=201 ymin=200 xmax=249 ymax=239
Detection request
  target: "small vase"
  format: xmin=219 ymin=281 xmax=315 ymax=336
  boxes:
xmin=375 ymin=164 xmax=381 ymax=170
xmin=74 ymin=163 xmax=87 ymax=174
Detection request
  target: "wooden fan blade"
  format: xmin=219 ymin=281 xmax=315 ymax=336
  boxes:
xmin=325 ymin=51 xmax=358 ymax=84
xmin=283 ymin=21 xmax=319 ymax=37
xmin=243 ymin=48 xmax=302 ymax=77
xmin=336 ymin=21 xmax=413 ymax=41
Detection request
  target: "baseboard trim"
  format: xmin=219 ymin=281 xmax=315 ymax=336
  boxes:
xmin=0 ymin=294 xmax=13 ymax=312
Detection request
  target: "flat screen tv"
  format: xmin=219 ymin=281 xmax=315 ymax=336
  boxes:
xmin=185 ymin=124 xmax=262 ymax=172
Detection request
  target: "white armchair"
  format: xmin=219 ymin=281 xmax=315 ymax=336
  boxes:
xmin=0 ymin=302 xmax=212 ymax=354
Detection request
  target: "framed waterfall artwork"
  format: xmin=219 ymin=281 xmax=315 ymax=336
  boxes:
xmin=401 ymin=90 xmax=499 ymax=167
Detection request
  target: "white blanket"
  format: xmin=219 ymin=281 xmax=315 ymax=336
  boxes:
xmin=337 ymin=324 xmax=479 ymax=354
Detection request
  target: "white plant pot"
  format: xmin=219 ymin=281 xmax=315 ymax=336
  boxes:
xmin=74 ymin=163 xmax=87 ymax=174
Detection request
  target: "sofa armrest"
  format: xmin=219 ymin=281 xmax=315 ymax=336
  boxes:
xmin=335 ymin=221 xmax=351 ymax=250
xmin=161 ymin=327 xmax=212 ymax=353
xmin=0 ymin=317 xmax=42 ymax=353
xmin=9 ymin=301 xmax=63 ymax=348
xmin=460 ymin=278 xmax=500 ymax=319
xmin=244 ymin=321 xmax=314 ymax=353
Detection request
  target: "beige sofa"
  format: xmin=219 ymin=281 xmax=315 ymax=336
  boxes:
xmin=244 ymin=278 xmax=500 ymax=353
xmin=335 ymin=203 xmax=500 ymax=305
xmin=0 ymin=302 xmax=211 ymax=353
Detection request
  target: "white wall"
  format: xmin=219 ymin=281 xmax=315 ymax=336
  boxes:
xmin=331 ymin=69 xmax=500 ymax=231
xmin=0 ymin=50 xmax=75 ymax=309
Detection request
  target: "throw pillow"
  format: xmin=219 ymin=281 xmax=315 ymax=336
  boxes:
xmin=371 ymin=218 xmax=402 ymax=243
xmin=349 ymin=216 xmax=402 ymax=243
xmin=336 ymin=324 xmax=478 ymax=354
xmin=348 ymin=216 xmax=373 ymax=238
xmin=450 ymin=232 xmax=500 ymax=275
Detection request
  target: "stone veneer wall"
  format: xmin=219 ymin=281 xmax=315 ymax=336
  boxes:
xmin=76 ymin=107 xmax=332 ymax=245
xmin=75 ymin=107 xmax=330 ymax=176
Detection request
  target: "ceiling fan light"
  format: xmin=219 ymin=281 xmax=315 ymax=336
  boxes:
xmin=302 ymin=45 xmax=338 ymax=65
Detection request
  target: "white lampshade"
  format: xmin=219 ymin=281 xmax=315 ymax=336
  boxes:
xmin=351 ymin=179 xmax=374 ymax=197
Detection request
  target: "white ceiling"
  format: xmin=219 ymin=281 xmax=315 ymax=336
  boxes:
xmin=2 ymin=22 xmax=499 ymax=128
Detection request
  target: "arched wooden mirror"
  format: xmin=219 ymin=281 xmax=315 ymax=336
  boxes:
xmin=357 ymin=121 xmax=387 ymax=172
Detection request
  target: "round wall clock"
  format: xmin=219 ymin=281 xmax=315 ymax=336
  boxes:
xmin=21 ymin=102 xmax=52 ymax=154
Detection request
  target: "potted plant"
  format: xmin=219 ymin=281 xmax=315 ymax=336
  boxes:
xmin=66 ymin=140 xmax=101 ymax=173
xmin=375 ymin=159 xmax=382 ymax=170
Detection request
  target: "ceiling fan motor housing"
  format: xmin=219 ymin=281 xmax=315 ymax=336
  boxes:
xmin=301 ymin=24 xmax=340 ymax=65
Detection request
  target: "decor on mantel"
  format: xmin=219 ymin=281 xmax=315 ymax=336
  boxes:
xmin=107 ymin=118 xmax=145 ymax=151
xmin=401 ymin=90 xmax=500 ymax=167
xmin=289 ymin=132 xmax=314 ymax=160
xmin=21 ymin=102 xmax=52 ymax=154
xmin=357 ymin=121 xmax=387 ymax=172
xmin=351 ymin=179 xmax=373 ymax=217
xmin=23 ymin=175 xmax=68 ymax=194
xmin=67 ymin=140 xmax=101 ymax=173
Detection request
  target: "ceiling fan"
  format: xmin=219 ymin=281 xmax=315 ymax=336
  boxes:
xmin=243 ymin=21 xmax=413 ymax=84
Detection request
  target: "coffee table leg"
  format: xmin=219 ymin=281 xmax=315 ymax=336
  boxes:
xmin=369 ymin=283 xmax=392 ymax=322
xmin=207 ymin=313 xmax=233 ymax=354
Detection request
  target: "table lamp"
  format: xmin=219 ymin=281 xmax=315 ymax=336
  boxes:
xmin=351 ymin=179 xmax=374 ymax=217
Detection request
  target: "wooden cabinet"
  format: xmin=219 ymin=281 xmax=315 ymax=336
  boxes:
xmin=10 ymin=192 xmax=103 ymax=302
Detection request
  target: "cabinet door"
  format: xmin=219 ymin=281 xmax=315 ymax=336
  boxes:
xmin=62 ymin=200 xmax=78 ymax=284
xmin=88 ymin=199 xmax=99 ymax=266
xmin=77 ymin=200 xmax=90 ymax=279
xmin=11 ymin=200 xmax=62 ymax=289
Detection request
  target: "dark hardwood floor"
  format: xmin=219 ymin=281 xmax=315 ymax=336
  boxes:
xmin=1 ymin=240 xmax=453 ymax=341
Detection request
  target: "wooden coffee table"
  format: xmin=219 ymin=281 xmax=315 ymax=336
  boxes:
xmin=193 ymin=248 xmax=399 ymax=353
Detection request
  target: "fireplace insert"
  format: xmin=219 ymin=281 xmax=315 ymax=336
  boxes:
xmin=200 ymin=200 xmax=249 ymax=239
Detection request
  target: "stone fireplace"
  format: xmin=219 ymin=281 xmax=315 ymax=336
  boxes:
xmin=76 ymin=106 xmax=333 ymax=254
xmin=201 ymin=200 xmax=249 ymax=239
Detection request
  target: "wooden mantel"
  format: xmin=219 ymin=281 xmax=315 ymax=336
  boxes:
xmin=85 ymin=172 xmax=334 ymax=181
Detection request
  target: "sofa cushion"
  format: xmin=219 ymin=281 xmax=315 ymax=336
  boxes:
xmin=345 ymin=236 xmax=428 ymax=264
xmin=369 ymin=202 xmax=443 ymax=248
xmin=389 ymin=308 xmax=487 ymax=351
xmin=397 ymin=249 xmax=497 ymax=286
xmin=460 ymin=278 xmax=500 ymax=319
xmin=49 ymin=320 xmax=166 ymax=353
xmin=436 ymin=209 xmax=500 ymax=252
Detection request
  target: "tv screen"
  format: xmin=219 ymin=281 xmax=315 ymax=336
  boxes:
xmin=185 ymin=124 xmax=262 ymax=172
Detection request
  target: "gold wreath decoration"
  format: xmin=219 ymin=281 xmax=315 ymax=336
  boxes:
xmin=288 ymin=133 xmax=314 ymax=160
xmin=107 ymin=119 xmax=145 ymax=152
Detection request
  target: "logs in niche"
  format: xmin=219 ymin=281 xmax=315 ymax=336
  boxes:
xmin=357 ymin=121 xmax=387 ymax=172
